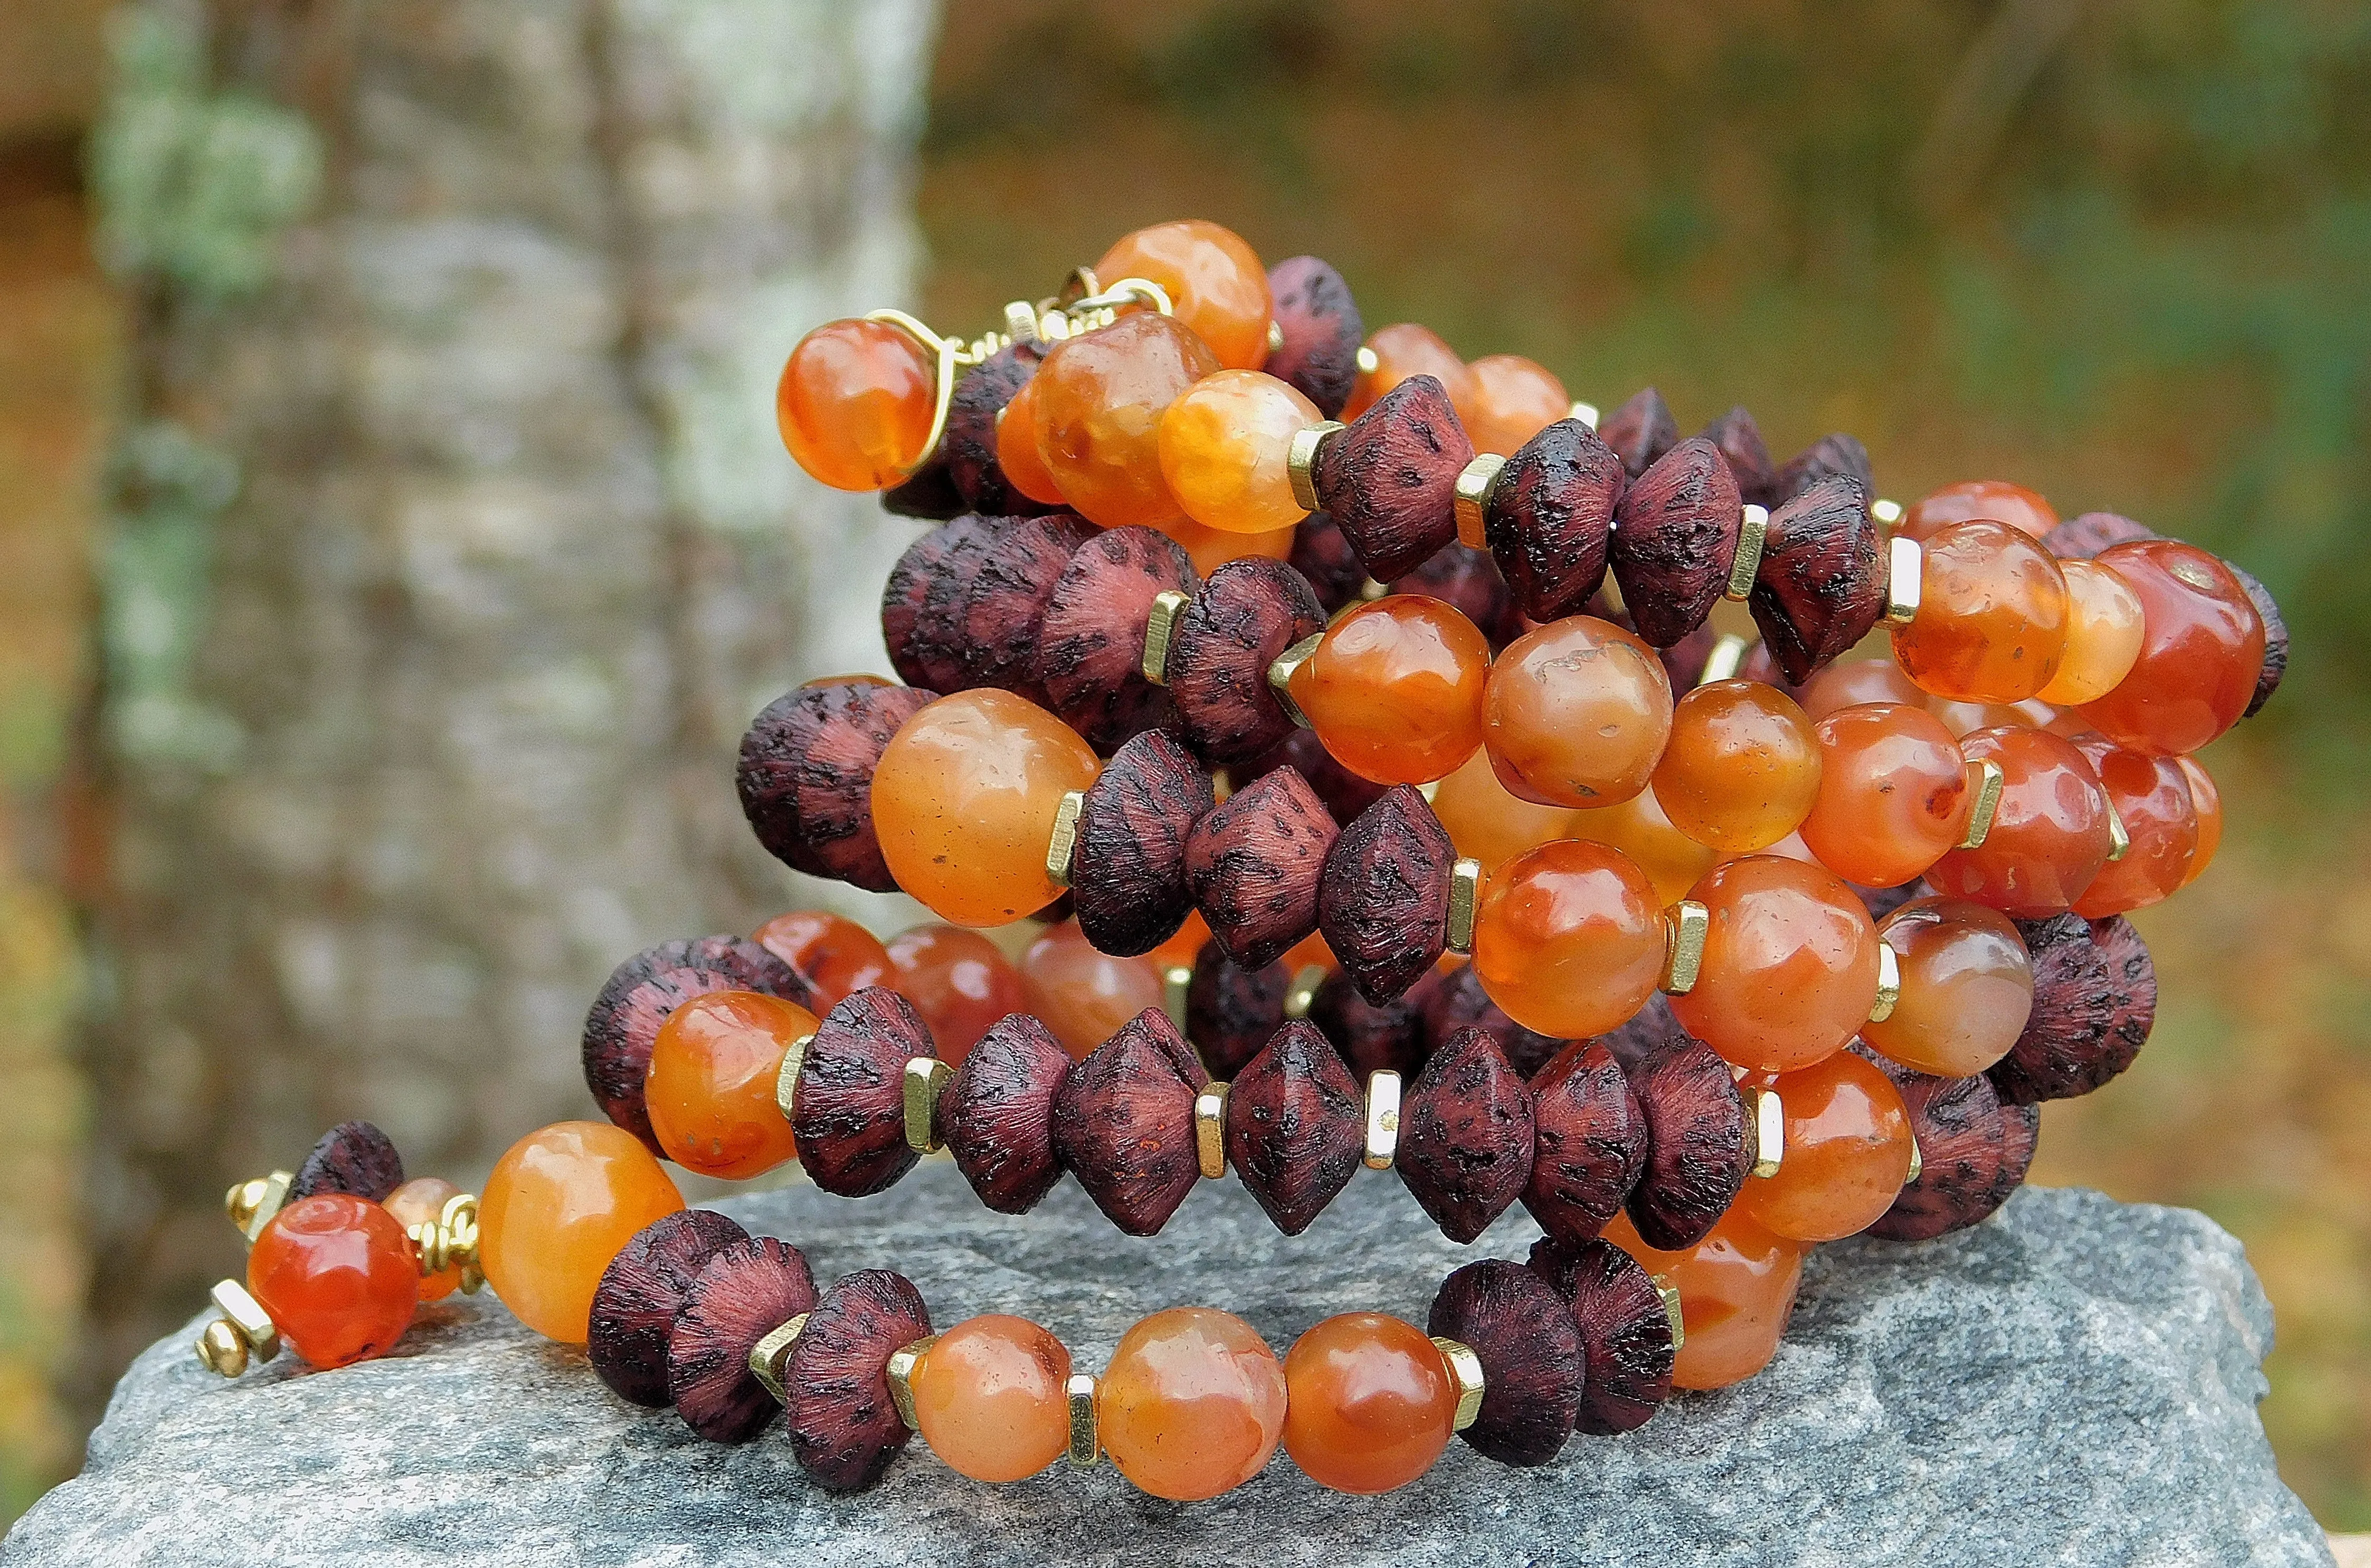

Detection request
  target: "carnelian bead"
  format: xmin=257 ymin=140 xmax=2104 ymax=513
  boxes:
xmin=1166 ymin=515 xmax=1297 ymax=577
xmin=1795 ymin=657 xmax=1924 ymax=721
xmin=1605 ymin=1208 xmax=1804 ymax=1391
xmin=1891 ymin=519 xmax=2070 ymax=702
xmin=884 ymin=924 xmax=1027 ymax=1067
xmin=775 ymin=318 xmax=937 ymax=492
xmin=1898 ymin=479 xmax=2059 ymax=545
xmin=247 ymin=1193 xmax=419 ymax=1369
xmin=1649 ymin=679 xmax=1822 ymax=854
xmin=2066 ymin=734 xmax=2198 ymax=918
xmin=1342 ymin=323 xmax=1477 ymax=425
xmin=1159 ymin=369 xmax=1321 ymax=535
xmin=2176 ymin=756 xmax=2222 ymax=888
xmin=994 ymin=376 xmax=1068 ymax=506
xmin=1463 ymin=355 xmax=1569 ymax=459
xmin=1566 ymin=786 xmax=1721 ymax=906
xmin=1924 ymin=726 xmax=2113 ymax=918
xmin=872 ymin=689 xmax=1102 ymax=928
xmin=1738 ymin=1051 xmax=1914 ymax=1243
xmin=1020 ymin=918 xmax=1165 ymax=1060
xmin=479 ymin=1121 xmax=685 ymax=1344
xmin=1927 ymin=696 xmax=2046 ymax=738
xmin=2036 ymin=558 xmax=2145 ymax=706
xmin=1096 ymin=220 xmax=1273 ymax=372
xmin=752 ymin=910 xmax=893 ymax=1010
xmin=1471 ymin=839 xmax=1666 ymax=1040
xmin=1483 ymin=616 xmax=1674 ymax=808
xmin=1799 ymin=702 xmax=1970 ymax=888
xmin=1667 ymin=857 xmax=1881 ymax=1075
xmin=1863 ymin=896 xmax=2034 ymax=1076
xmin=910 ymin=1314 xmax=1074 ymax=1484
xmin=1431 ymin=747 xmax=1580 ymax=878
xmin=1032 ymin=311 xmax=1220 ymax=529
xmin=644 ymin=990 xmax=817 ymax=1180
xmin=383 ymin=1177 xmax=464 ymax=1303
xmin=1098 ymin=1306 xmax=1286 ymax=1502
xmin=1290 ymin=595 xmax=1492 ymax=785
xmin=2076 ymin=539 xmax=2265 ymax=756
xmin=1282 ymin=1313 xmax=1457 ymax=1495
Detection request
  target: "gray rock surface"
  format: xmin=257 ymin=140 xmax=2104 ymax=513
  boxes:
xmin=5 ymin=1161 xmax=2331 ymax=1567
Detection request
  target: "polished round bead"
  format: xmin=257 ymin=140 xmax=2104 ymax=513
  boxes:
xmin=994 ymin=376 xmax=1068 ymax=506
xmin=1650 ymin=679 xmax=1822 ymax=854
xmin=644 ymin=990 xmax=817 ymax=1180
xmin=1795 ymin=657 xmax=1925 ymax=721
xmin=2177 ymin=756 xmax=2222 ymax=888
xmin=775 ymin=318 xmax=937 ymax=492
xmin=1282 ymin=1313 xmax=1457 ymax=1495
xmin=1737 ymin=1051 xmax=1914 ymax=1242
xmin=1924 ymin=726 xmax=2113 ymax=918
xmin=1462 ymin=355 xmax=1569 ymax=458
xmin=1865 ymin=896 xmax=2034 ymax=1076
xmin=885 ymin=923 xmax=1028 ymax=1068
xmin=872 ymin=689 xmax=1102 ymax=928
xmin=1157 ymin=369 xmax=1321 ymax=536
xmin=2066 ymin=735 xmax=2198 ymax=918
xmin=1166 ymin=515 xmax=1298 ymax=578
xmin=1566 ymin=786 xmax=1721 ymax=906
xmin=1667 ymin=857 xmax=1881 ymax=1075
xmin=1798 ymin=702 xmax=1970 ymax=888
xmin=1472 ymin=839 xmax=1667 ymax=1040
xmin=752 ymin=909 xmax=893 ymax=1011
xmin=1342 ymin=323 xmax=1476 ymax=425
xmin=1291 ymin=595 xmax=1492 ymax=785
xmin=1430 ymin=747 xmax=1581 ymax=878
xmin=1098 ymin=1306 xmax=1287 ymax=1502
xmin=1483 ymin=616 xmax=1674 ymax=808
xmin=1898 ymin=479 xmax=2058 ymax=545
xmin=1020 ymin=918 xmax=1165 ymax=1060
xmin=2075 ymin=539 xmax=2265 ymax=756
xmin=911 ymin=1314 xmax=1074 ymax=1484
xmin=479 ymin=1122 xmax=685 ymax=1345
xmin=1032 ymin=312 xmax=1220 ymax=529
xmin=1605 ymin=1208 xmax=1804 ymax=1391
xmin=248 ymin=1193 xmax=419 ymax=1369
xmin=1927 ymin=696 xmax=2048 ymax=738
xmin=2036 ymin=558 xmax=2145 ymax=706
xmin=383 ymin=1176 xmax=465 ymax=1303
xmin=1096 ymin=220 xmax=1273 ymax=372
xmin=1891 ymin=519 xmax=2070 ymax=703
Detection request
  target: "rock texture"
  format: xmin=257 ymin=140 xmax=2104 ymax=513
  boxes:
xmin=5 ymin=1162 xmax=2328 ymax=1567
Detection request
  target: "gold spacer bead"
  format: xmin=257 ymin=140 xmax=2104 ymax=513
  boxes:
xmin=227 ymin=1171 xmax=293 ymax=1243
xmin=1700 ymin=632 xmax=1751 ymax=686
xmin=1363 ymin=1070 xmax=1402 ymax=1170
xmin=885 ymin=1335 xmax=938 ymax=1430
xmin=1905 ymin=1134 xmax=1924 ymax=1186
xmin=1453 ymin=453 xmax=1507 ymax=551
xmin=1355 ymin=345 xmax=1380 ymax=377
xmin=1870 ymin=938 xmax=1902 ymax=1024
xmin=1568 ymin=400 xmax=1600 ymax=430
xmin=1724 ymin=505 xmax=1769 ymax=601
xmin=748 ymin=1313 xmax=808 ymax=1406
xmin=775 ymin=1031 xmax=815 ymax=1131
xmin=1883 ymin=535 xmax=1923 ymax=627
xmin=1162 ymin=963 xmax=1193 ymax=1034
xmin=1653 ymin=1275 xmax=1686 ymax=1352
xmin=903 ymin=1057 xmax=953 ymax=1154
xmin=1287 ymin=421 xmax=1344 ymax=514
xmin=1066 ymin=1372 xmax=1101 ymax=1467
xmin=1282 ymin=963 xmax=1327 ymax=1022
xmin=1662 ymin=900 xmax=1710 ymax=995
xmin=1872 ymin=497 xmax=1904 ymax=529
xmin=1002 ymin=299 xmax=1042 ymax=347
xmin=1195 ymin=1081 xmax=1230 ymax=1180
xmin=209 ymin=1278 xmax=279 ymax=1365
xmin=1266 ymin=318 xmax=1285 ymax=355
xmin=1267 ymin=631 xmax=1325 ymax=729
xmin=196 ymin=1318 xmax=248 ymax=1378
xmin=1431 ymin=1336 xmax=1486 ymax=1432
xmin=1045 ymin=788 xmax=1084 ymax=889
xmin=1958 ymin=759 xmax=2006 ymax=850
xmin=1749 ymin=1087 xmax=1785 ymax=1180
xmin=1141 ymin=588 xmax=1191 ymax=686
xmin=2104 ymin=796 xmax=2131 ymax=863
xmin=1445 ymin=858 xmax=1482 ymax=957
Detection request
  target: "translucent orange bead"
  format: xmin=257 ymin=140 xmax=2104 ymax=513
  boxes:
xmin=2066 ymin=735 xmax=2198 ymax=918
xmin=1924 ymin=726 xmax=2112 ymax=918
xmin=1566 ymin=786 xmax=1720 ymax=906
xmin=1462 ymin=355 xmax=1569 ymax=459
xmin=1891 ymin=519 xmax=2069 ymax=702
xmin=1667 ymin=857 xmax=1881 ymax=1075
xmin=1649 ymin=679 xmax=1822 ymax=854
xmin=1430 ymin=747 xmax=1581 ymax=878
xmin=1158 ymin=369 xmax=1321 ymax=536
xmin=1483 ymin=616 xmax=1674 ymax=807
xmin=1799 ymin=702 xmax=1970 ymax=888
xmin=248 ymin=1193 xmax=419 ymax=1369
xmin=872 ymin=689 xmax=1102 ymax=928
xmin=1926 ymin=696 xmax=2047 ymax=738
xmin=2075 ymin=539 xmax=2264 ymax=756
xmin=383 ymin=1177 xmax=464 ymax=1303
xmin=1020 ymin=918 xmax=1165 ymax=1060
xmin=1283 ymin=1313 xmax=1457 ymax=1495
xmin=775 ymin=318 xmax=937 ymax=492
xmin=1096 ymin=220 xmax=1273 ymax=372
xmin=1897 ymin=479 xmax=2059 ymax=545
xmin=1098 ymin=1306 xmax=1286 ymax=1502
xmin=1795 ymin=657 xmax=1924 ymax=721
xmin=2176 ymin=756 xmax=2221 ymax=888
xmin=1471 ymin=839 xmax=1666 ymax=1040
xmin=479 ymin=1122 xmax=685 ymax=1344
xmin=1863 ymin=896 xmax=2033 ymax=1076
xmin=2036 ymin=558 xmax=2145 ymax=706
xmin=644 ymin=990 xmax=817 ymax=1180
xmin=994 ymin=376 xmax=1068 ymax=506
xmin=1032 ymin=311 xmax=1219 ymax=529
xmin=1165 ymin=515 xmax=1297 ymax=577
xmin=1342 ymin=323 xmax=1477 ymax=425
xmin=911 ymin=1314 xmax=1074 ymax=1484
xmin=1738 ymin=1051 xmax=1914 ymax=1243
xmin=884 ymin=924 xmax=1027 ymax=1068
xmin=1605 ymin=1208 xmax=1804 ymax=1390
xmin=1289 ymin=595 xmax=1492 ymax=785
xmin=752 ymin=910 xmax=892 ymax=1011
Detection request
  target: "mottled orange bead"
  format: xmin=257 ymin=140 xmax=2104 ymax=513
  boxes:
xmin=1158 ymin=369 xmax=1321 ymax=536
xmin=1283 ymin=1313 xmax=1457 ymax=1495
xmin=752 ymin=910 xmax=892 ymax=1011
xmin=1483 ymin=616 xmax=1674 ymax=808
xmin=1472 ymin=839 xmax=1666 ymax=1040
xmin=1864 ymin=896 xmax=2034 ymax=1076
xmin=1166 ymin=515 xmax=1298 ymax=578
xmin=1605 ymin=1208 xmax=1804 ymax=1391
xmin=885 ymin=924 xmax=1027 ymax=1068
xmin=2076 ymin=539 xmax=2265 ymax=756
xmin=1649 ymin=679 xmax=1822 ymax=854
xmin=1566 ymin=786 xmax=1721 ymax=906
xmin=1926 ymin=696 xmax=2050 ymax=738
xmin=479 ymin=1122 xmax=685 ymax=1344
xmin=644 ymin=990 xmax=816 ymax=1180
xmin=1032 ymin=312 xmax=1220 ymax=529
xmin=1462 ymin=354 xmax=1569 ymax=459
xmin=994 ymin=376 xmax=1068 ymax=506
xmin=1342 ymin=324 xmax=1477 ymax=425
xmin=1738 ymin=1051 xmax=1914 ymax=1242
xmin=2036 ymin=558 xmax=2145 ymax=706
xmin=383 ymin=1177 xmax=464 ymax=1303
xmin=1430 ymin=747 xmax=1581 ymax=878
xmin=1898 ymin=479 xmax=2059 ymax=545
xmin=2176 ymin=756 xmax=2222 ymax=888
xmin=775 ymin=318 xmax=937 ymax=492
xmin=2066 ymin=734 xmax=2198 ymax=918
xmin=1891 ymin=519 xmax=2070 ymax=702
xmin=1925 ymin=726 xmax=2113 ymax=918
xmin=1667 ymin=857 xmax=1881 ymax=1075
xmin=1096 ymin=220 xmax=1273 ymax=371
xmin=248 ymin=1193 xmax=419 ymax=1369
xmin=1098 ymin=1307 xmax=1286 ymax=1502
xmin=1021 ymin=918 xmax=1165 ymax=1060
xmin=1799 ymin=702 xmax=1970 ymax=888
xmin=1291 ymin=595 xmax=1492 ymax=785
xmin=1795 ymin=657 xmax=1925 ymax=722
xmin=911 ymin=1314 xmax=1074 ymax=1484
xmin=872 ymin=689 xmax=1102 ymax=928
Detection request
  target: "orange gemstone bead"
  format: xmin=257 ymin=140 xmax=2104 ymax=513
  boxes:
xmin=248 ymin=1193 xmax=419 ymax=1369
xmin=1605 ymin=1208 xmax=1804 ymax=1390
xmin=1565 ymin=786 xmax=1721 ymax=906
xmin=2176 ymin=756 xmax=2222 ymax=888
xmin=1165 ymin=515 xmax=1298 ymax=577
xmin=644 ymin=990 xmax=817 ymax=1180
xmin=1927 ymin=696 xmax=2048 ymax=738
xmin=1471 ymin=839 xmax=1666 ymax=1040
xmin=884 ymin=924 xmax=1027 ymax=1068
xmin=1342 ymin=323 xmax=1477 ymax=425
xmin=1282 ymin=1313 xmax=1457 ymax=1495
xmin=1738 ymin=1051 xmax=1914 ymax=1243
xmin=911 ymin=1314 xmax=1074 ymax=1484
xmin=2066 ymin=735 xmax=2198 ymax=918
xmin=1864 ymin=896 xmax=2034 ymax=1076
xmin=752 ymin=910 xmax=892 ymax=1011
xmin=479 ymin=1122 xmax=685 ymax=1344
xmin=1291 ymin=595 xmax=1492 ymax=785
xmin=1430 ymin=747 xmax=1581 ymax=878
xmin=872 ymin=689 xmax=1102 ymax=928
xmin=1032 ymin=311 xmax=1219 ymax=529
xmin=1020 ymin=918 xmax=1165 ymax=1060
xmin=1483 ymin=616 xmax=1674 ymax=807
xmin=1649 ymin=679 xmax=1822 ymax=854
xmin=994 ymin=376 xmax=1068 ymax=506
xmin=1096 ymin=220 xmax=1273 ymax=371
xmin=383 ymin=1177 xmax=464 ymax=1303
xmin=2036 ymin=558 xmax=2145 ymax=706
xmin=2076 ymin=539 xmax=2265 ymax=756
xmin=775 ymin=318 xmax=937 ymax=492
xmin=1799 ymin=702 xmax=1970 ymax=888
xmin=1795 ymin=657 xmax=1924 ymax=721
xmin=1924 ymin=726 xmax=2113 ymax=918
xmin=1097 ymin=1306 xmax=1287 ymax=1502
xmin=1898 ymin=479 xmax=2059 ymax=545
xmin=1463 ymin=355 xmax=1569 ymax=458
xmin=1158 ymin=369 xmax=1321 ymax=535
xmin=1891 ymin=519 xmax=2070 ymax=702
xmin=1667 ymin=857 xmax=1881 ymax=1075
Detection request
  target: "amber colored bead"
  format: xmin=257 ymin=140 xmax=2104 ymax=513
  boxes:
xmin=383 ymin=1177 xmax=464 ymax=1303
xmin=1483 ymin=616 xmax=1674 ymax=808
xmin=994 ymin=377 xmax=1068 ymax=506
xmin=1282 ymin=1313 xmax=1457 ymax=1495
xmin=644 ymin=990 xmax=817 ymax=1180
xmin=2036 ymin=558 xmax=2145 ymax=706
xmin=1927 ymin=696 xmax=2048 ymax=738
xmin=1032 ymin=312 xmax=1220 ymax=529
xmin=1431 ymin=747 xmax=1580 ymax=878
xmin=1166 ymin=515 xmax=1298 ymax=578
xmin=1649 ymin=679 xmax=1822 ymax=854
xmin=1565 ymin=787 xmax=1721 ymax=907
xmin=872 ymin=689 xmax=1101 ymax=928
xmin=884 ymin=924 xmax=1026 ymax=1067
xmin=1158 ymin=369 xmax=1321 ymax=536
xmin=1924 ymin=726 xmax=2113 ymax=918
xmin=1737 ymin=1051 xmax=1914 ymax=1242
xmin=1863 ymin=896 xmax=2034 ymax=1076
xmin=1795 ymin=657 xmax=1926 ymax=721
xmin=1463 ymin=355 xmax=1569 ymax=459
xmin=2177 ymin=756 xmax=2222 ymax=888
xmin=752 ymin=910 xmax=892 ymax=1011
xmin=1291 ymin=596 xmax=1492 ymax=786
xmin=776 ymin=319 xmax=936 ymax=492
xmin=1096 ymin=220 xmax=1273 ymax=372
xmin=247 ymin=1193 xmax=419 ymax=1369
xmin=2076 ymin=539 xmax=2265 ymax=756
xmin=911 ymin=1314 xmax=1074 ymax=1484
xmin=1667 ymin=857 xmax=1881 ymax=1075
xmin=1098 ymin=1306 xmax=1287 ymax=1502
xmin=1604 ymin=1208 xmax=1804 ymax=1390
xmin=2067 ymin=737 xmax=2198 ymax=918
xmin=1891 ymin=519 xmax=2070 ymax=703
xmin=1798 ymin=702 xmax=1970 ymax=888
xmin=1898 ymin=479 xmax=2059 ymax=545
xmin=1342 ymin=324 xmax=1477 ymax=425
xmin=479 ymin=1121 xmax=685 ymax=1344
xmin=1472 ymin=839 xmax=1666 ymax=1041
xmin=1020 ymin=918 xmax=1165 ymax=1060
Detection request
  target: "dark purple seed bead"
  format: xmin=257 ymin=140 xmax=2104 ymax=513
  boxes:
xmin=289 ymin=1120 xmax=404 ymax=1204
xmin=1427 ymin=1259 xmax=1580 ymax=1466
xmin=785 ymin=1268 xmax=931 ymax=1491
xmin=589 ymin=1209 xmax=750 ymax=1408
xmin=669 ymin=1236 xmax=818 ymax=1445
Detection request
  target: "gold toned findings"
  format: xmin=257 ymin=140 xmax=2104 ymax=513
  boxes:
xmin=1662 ymin=900 xmax=1710 ymax=995
xmin=1431 ymin=1336 xmax=1486 ymax=1432
xmin=225 ymin=1170 xmax=293 ymax=1243
xmin=1287 ymin=421 xmax=1345 ymax=514
xmin=904 ymin=1057 xmax=953 ymax=1154
xmin=1195 ymin=1082 xmax=1230 ymax=1180
xmin=1958 ymin=759 xmax=2006 ymax=850
xmin=1884 ymin=535 xmax=1923 ymax=626
xmin=1162 ymin=963 xmax=1193 ymax=1034
xmin=748 ymin=1314 xmax=809 ymax=1405
xmin=1724 ymin=505 xmax=1769 ymax=601
xmin=774 ymin=1032 xmax=816 ymax=1127
xmin=1355 ymin=345 xmax=1380 ymax=377
xmin=408 ymin=1191 xmax=485 ymax=1294
xmin=886 ymin=1335 xmax=939 ymax=1429
xmin=1282 ymin=963 xmax=1328 ymax=1022
xmin=2104 ymin=797 xmax=2131 ymax=863
xmin=1267 ymin=631 xmax=1326 ymax=728
xmin=1568 ymin=399 xmax=1600 ymax=430
xmin=1446 ymin=858 xmax=1482 ymax=957
xmin=1700 ymin=632 xmax=1751 ymax=686
xmin=1906 ymin=1134 xmax=1924 ymax=1186
xmin=1872 ymin=497 xmax=1904 ymax=529
xmin=1045 ymin=789 xmax=1084 ymax=889
xmin=1141 ymin=588 xmax=1191 ymax=686
xmin=1453 ymin=453 xmax=1507 ymax=550
xmin=1749 ymin=1087 xmax=1785 ymax=1180
xmin=1869 ymin=939 xmax=1902 ymax=1024
xmin=195 ymin=1278 xmax=281 ymax=1378
xmin=1066 ymin=1372 xmax=1101 ymax=1467
xmin=1653 ymin=1275 xmax=1686 ymax=1352
xmin=1363 ymin=1070 xmax=1403 ymax=1170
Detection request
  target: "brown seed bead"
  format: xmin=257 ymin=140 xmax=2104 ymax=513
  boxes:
xmin=1596 ymin=387 xmax=1678 ymax=480
xmin=1988 ymin=914 xmax=2156 ymax=1105
xmin=1865 ymin=897 xmax=2034 ymax=1077
xmin=1389 ymin=543 xmax=1521 ymax=653
xmin=942 ymin=341 xmax=1061 ymax=516
xmin=1051 ymin=1008 xmax=1203 ymax=1236
xmin=1700 ymin=406 xmax=1778 ymax=508
xmin=880 ymin=452 xmax=965 ymax=521
xmin=1483 ymin=417 xmax=1623 ymax=624
xmin=2076 ymin=539 xmax=2265 ymax=757
xmin=1622 ymin=1029 xmax=1752 ymax=1251
xmin=937 ymin=1013 xmax=1071 ymax=1214
xmin=2045 ymin=509 xmax=2156 ymax=560
xmin=1426 ymin=1259 xmax=1582 ymax=1466
xmin=881 ymin=515 xmax=1011 ymax=695
xmin=1164 ymin=556 xmax=1325 ymax=767
xmin=582 ymin=937 xmax=809 ymax=1152
xmin=738 ymin=680 xmax=933 ymax=891
xmin=1861 ymin=1052 xmax=2037 ymax=1241
xmin=1772 ymin=433 xmax=1874 ymax=509
xmin=1312 ymin=374 xmax=1473 ymax=582
xmin=1288 ymin=508 xmax=1366 ymax=612
xmin=1525 ymin=1235 xmax=1676 ymax=1434
xmin=1069 ymin=729 xmax=1214 ymax=957
xmin=1224 ymin=1020 xmax=1364 ymax=1234
xmin=1750 ymin=476 xmax=1885 ymax=683
xmin=1418 ymin=961 xmax=1570 ymax=1079
xmin=1317 ymin=786 xmax=1455 ymax=1004
xmin=1892 ymin=519 xmax=2071 ymax=704
xmin=589 ymin=1209 xmax=749 ymax=1408
xmin=1925 ymin=726 xmax=2113 ymax=919
xmin=1185 ymin=940 xmax=1291 ymax=1079
xmin=1397 ymin=1025 xmax=1537 ymax=1243
xmin=2065 ymin=733 xmax=2198 ymax=918
xmin=1522 ymin=1041 xmax=1648 ymax=1246
xmin=1184 ymin=765 xmax=1340 ymax=972
xmin=1307 ymin=970 xmax=1426 ymax=1080
xmin=1650 ymin=679 xmax=1823 ymax=855
xmin=669 ymin=1236 xmax=819 ymax=1444
xmin=956 ymin=512 xmax=1100 ymax=701
xmin=1800 ymin=702 xmax=1971 ymax=889
xmin=792 ymin=988 xmax=933 ymax=1199
xmin=1483 ymin=615 xmax=1675 ymax=809
xmin=289 ymin=1120 xmax=405 ymax=1203
xmin=1264 ymin=255 xmax=1364 ymax=419
xmin=1667 ymin=856 xmax=1882 ymax=1075
xmin=1240 ymin=725 xmax=1391 ymax=828
xmin=786 ymin=1268 xmax=932 ymax=1491
xmin=1033 ymin=524 xmax=1199 ymax=754
xmin=1899 ymin=478 xmax=2058 ymax=545
xmin=1609 ymin=438 xmax=1746 ymax=648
